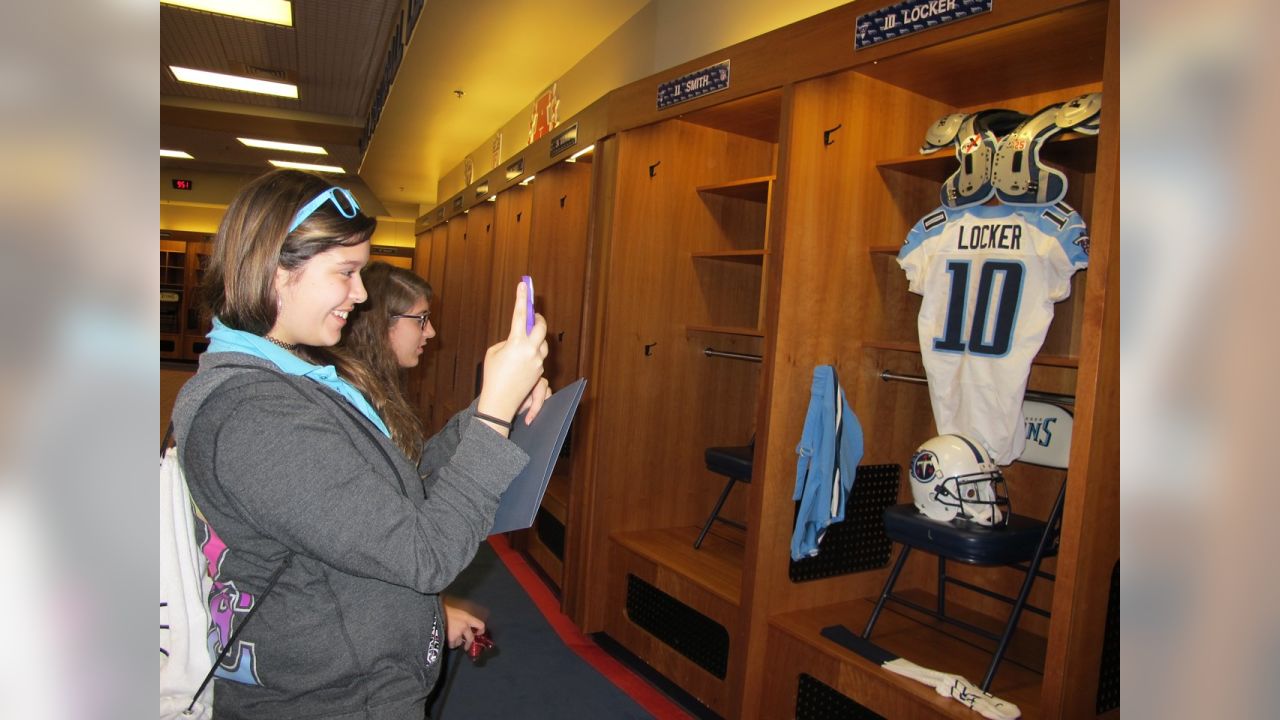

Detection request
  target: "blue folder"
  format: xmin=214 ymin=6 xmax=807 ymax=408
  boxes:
xmin=489 ymin=378 xmax=587 ymax=535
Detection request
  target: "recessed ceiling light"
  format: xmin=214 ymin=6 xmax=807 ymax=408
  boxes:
xmin=161 ymin=149 xmax=194 ymax=159
xmin=269 ymin=159 xmax=346 ymax=174
xmin=237 ymin=137 xmax=327 ymax=155
xmin=169 ymin=65 xmax=298 ymax=98
xmin=161 ymin=0 xmax=293 ymax=27
xmin=519 ymin=175 xmax=536 ymax=186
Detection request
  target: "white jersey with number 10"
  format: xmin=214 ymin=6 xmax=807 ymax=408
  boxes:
xmin=898 ymin=201 xmax=1089 ymax=465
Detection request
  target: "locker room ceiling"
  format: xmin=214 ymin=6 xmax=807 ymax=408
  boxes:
xmin=160 ymin=0 xmax=647 ymax=210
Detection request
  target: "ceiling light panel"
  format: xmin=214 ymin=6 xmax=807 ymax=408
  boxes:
xmin=238 ymin=137 xmax=327 ymax=154
xmin=169 ymin=65 xmax=298 ymax=98
xmin=161 ymin=149 xmax=195 ymax=159
xmin=269 ymin=159 xmax=346 ymax=174
xmin=161 ymin=0 xmax=293 ymax=27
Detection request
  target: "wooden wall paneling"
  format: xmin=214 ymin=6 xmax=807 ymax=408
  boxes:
xmin=565 ymin=135 xmax=620 ymax=631
xmin=453 ymin=203 xmax=497 ymax=416
xmin=1041 ymin=0 xmax=1120 ymax=716
xmin=431 ymin=218 xmax=469 ymax=427
xmin=487 ymin=187 xmax=533 ymax=346
xmin=399 ymin=230 xmax=432 ymax=424
xmin=528 ymin=160 xmax=593 ymax=391
xmin=418 ymin=225 xmax=450 ymax=431
xmin=587 ymin=119 xmax=771 ymax=538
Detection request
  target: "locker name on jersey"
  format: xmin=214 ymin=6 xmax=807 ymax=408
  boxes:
xmin=956 ymin=222 xmax=1022 ymax=251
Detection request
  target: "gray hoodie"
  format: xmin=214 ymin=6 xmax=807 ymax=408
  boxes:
xmin=171 ymin=351 xmax=529 ymax=719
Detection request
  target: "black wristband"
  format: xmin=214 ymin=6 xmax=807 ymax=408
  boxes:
xmin=473 ymin=411 xmax=513 ymax=430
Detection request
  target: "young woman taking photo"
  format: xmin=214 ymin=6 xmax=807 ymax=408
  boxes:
xmin=171 ymin=169 xmax=549 ymax=718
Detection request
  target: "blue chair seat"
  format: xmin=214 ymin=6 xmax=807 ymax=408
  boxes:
xmin=882 ymin=505 xmax=1053 ymax=566
xmin=704 ymin=445 xmax=754 ymax=481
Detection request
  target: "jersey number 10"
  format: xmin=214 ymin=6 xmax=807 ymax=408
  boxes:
xmin=934 ymin=259 xmax=1025 ymax=357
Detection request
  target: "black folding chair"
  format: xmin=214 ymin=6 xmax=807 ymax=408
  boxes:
xmin=694 ymin=438 xmax=755 ymax=550
xmin=862 ymin=401 xmax=1072 ymax=690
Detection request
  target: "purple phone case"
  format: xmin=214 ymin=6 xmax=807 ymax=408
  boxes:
xmin=522 ymin=275 xmax=534 ymax=334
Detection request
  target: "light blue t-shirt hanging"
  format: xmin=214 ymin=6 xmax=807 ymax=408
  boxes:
xmin=205 ymin=317 xmax=391 ymax=438
xmin=792 ymin=364 xmax=864 ymax=561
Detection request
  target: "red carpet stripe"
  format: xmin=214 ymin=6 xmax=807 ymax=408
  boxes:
xmin=487 ymin=535 xmax=692 ymax=719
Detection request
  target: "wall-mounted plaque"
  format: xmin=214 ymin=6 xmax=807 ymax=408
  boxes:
xmin=855 ymin=0 xmax=993 ymax=50
xmin=657 ymin=60 xmax=730 ymax=110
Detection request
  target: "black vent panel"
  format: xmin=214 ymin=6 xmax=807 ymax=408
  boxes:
xmin=790 ymin=464 xmax=901 ymax=582
xmin=624 ymin=574 xmax=729 ymax=679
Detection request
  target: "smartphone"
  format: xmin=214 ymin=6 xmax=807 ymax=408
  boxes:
xmin=522 ymin=275 xmax=535 ymax=335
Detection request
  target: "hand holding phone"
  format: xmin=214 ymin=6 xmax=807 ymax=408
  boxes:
xmin=522 ymin=275 xmax=535 ymax=335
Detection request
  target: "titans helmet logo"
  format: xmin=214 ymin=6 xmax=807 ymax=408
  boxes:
xmin=911 ymin=450 xmax=939 ymax=483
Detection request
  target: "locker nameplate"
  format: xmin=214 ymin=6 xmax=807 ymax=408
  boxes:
xmin=855 ymin=0 xmax=993 ymax=50
xmin=550 ymin=123 xmax=578 ymax=157
xmin=656 ymin=60 xmax=730 ymax=110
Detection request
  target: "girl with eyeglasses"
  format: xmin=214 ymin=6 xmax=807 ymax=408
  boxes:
xmin=170 ymin=170 xmax=550 ymax=718
xmin=334 ymin=261 xmax=513 ymax=660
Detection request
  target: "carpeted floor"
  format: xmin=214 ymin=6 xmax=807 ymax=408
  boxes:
xmin=428 ymin=538 xmax=691 ymax=719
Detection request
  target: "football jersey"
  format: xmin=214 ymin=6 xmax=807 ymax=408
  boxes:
xmin=897 ymin=201 xmax=1088 ymax=464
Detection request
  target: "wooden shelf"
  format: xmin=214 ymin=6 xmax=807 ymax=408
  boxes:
xmin=691 ymin=249 xmax=768 ymax=263
xmin=612 ymin=526 xmax=743 ymax=605
xmin=767 ymin=595 xmax=1046 ymax=719
xmin=876 ymin=132 xmax=1097 ymax=179
xmin=863 ymin=339 xmax=1079 ymax=368
xmin=686 ymin=324 xmax=764 ymax=338
xmin=696 ymin=176 xmax=774 ymax=202
xmin=869 ymin=245 xmax=901 ymax=255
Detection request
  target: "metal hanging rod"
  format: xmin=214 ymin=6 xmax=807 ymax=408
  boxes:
xmin=704 ymin=347 xmax=763 ymax=363
xmin=879 ymin=370 xmax=1075 ymax=406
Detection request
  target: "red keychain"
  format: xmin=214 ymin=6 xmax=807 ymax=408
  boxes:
xmin=467 ymin=630 xmax=494 ymax=663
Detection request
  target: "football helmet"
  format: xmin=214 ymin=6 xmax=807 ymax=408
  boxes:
xmin=908 ymin=434 xmax=1009 ymax=526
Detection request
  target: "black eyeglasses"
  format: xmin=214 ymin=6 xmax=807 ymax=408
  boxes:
xmin=391 ymin=312 xmax=430 ymax=330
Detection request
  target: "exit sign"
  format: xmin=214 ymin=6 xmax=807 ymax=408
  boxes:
xmin=172 ymin=178 xmax=194 ymax=190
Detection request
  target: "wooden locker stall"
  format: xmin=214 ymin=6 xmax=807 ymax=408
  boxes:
xmin=415 ymin=223 xmax=451 ymax=430
xmin=484 ymin=184 xmax=533 ymax=348
xmin=510 ymin=156 xmax=596 ymax=590
xmin=423 ymin=215 xmax=470 ymax=431
xmin=575 ymin=90 xmax=781 ymax=717
xmin=743 ymin=3 xmax=1117 ymax=720
xmin=450 ymin=202 xmax=498 ymax=419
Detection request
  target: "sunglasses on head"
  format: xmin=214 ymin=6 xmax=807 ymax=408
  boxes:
xmin=288 ymin=186 xmax=360 ymax=233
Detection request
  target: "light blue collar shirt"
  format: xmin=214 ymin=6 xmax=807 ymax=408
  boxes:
xmin=205 ymin=317 xmax=391 ymax=437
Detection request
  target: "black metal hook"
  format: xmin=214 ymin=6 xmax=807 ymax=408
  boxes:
xmin=648 ymin=161 xmax=661 ymax=178
xmin=560 ymin=195 xmax=567 ymax=208
xmin=643 ymin=342 xmax=657 ymax=356
xmin=824 ymin=124 xmax=843 ymax=146
xmin=516 ymin=212 xmax=522 ymax=222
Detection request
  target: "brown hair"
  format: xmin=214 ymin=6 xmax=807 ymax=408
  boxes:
xmin=332 ymin=262 xmax=434 ymax=461
xmin=203 ymin=170 xmax=413 ymax=453
xmin=201 ymin=169 xmax=377 ymax=335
